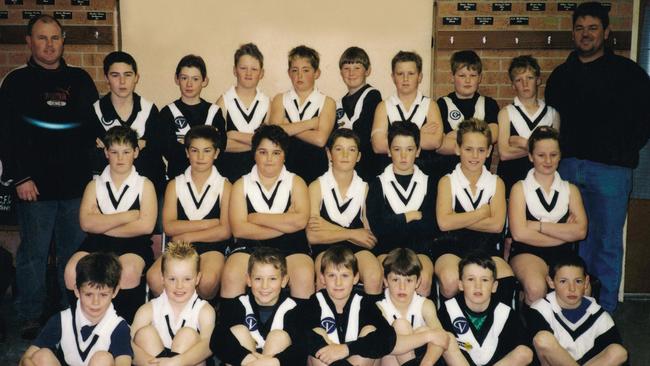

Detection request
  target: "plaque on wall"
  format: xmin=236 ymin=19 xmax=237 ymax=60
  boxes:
xmin=443 ymin=17 xmax=462 ymax=25
xmin=475 ymin=16 xmax=494 ymax=25
xmin=0 ymin=11 xmax=8 ymax=19
xmin=510 ymin=17 xmax=529 ymax=25
xmin=557 ymin=3 xmax=577 ymax=11
xmin=5 ymin=0 xmax=24 ymax=5
xmin=54 ymin=11 xmax=72 ymax=19
xmin=601 ymin=2 xmax=611 ymax=11
xmin=458 ymin=3 xmax=477 ymax=11
xmin=492 ymin=3 xmax=512 ymax=11
xmin=72 ymin=0 xmax=90 ymax=5
xmin=526 ymin=3 xmax=546 ymax=11
xmin=22 ymin=10 xmax=42 ymax=19
xmin=87 ymin=11 xmax=106 ymax=20
xmin=36 ymin=0 xmax=55 ymax=5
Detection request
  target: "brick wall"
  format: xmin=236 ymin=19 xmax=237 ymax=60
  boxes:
xmin=432 ymin=0 xmax=634 ymax=106
xmin=0 ymin=0 xmax=117 ymax=94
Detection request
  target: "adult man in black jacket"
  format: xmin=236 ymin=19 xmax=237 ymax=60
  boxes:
xmin=0 ymin=15 xmax=98 ymax=338
xmin=545 ymin=2 xmax=650 ymax=312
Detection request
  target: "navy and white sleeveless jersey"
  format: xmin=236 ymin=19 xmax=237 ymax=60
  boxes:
xmin=303 ymin=290 xmax=396 ymax=359
xmin=282 ymin=88 xmax=328 ymax=184
xmin=435 ymin=93 xmax=499 ymax=177
xmin=376 ymin=288 xmax=426 ymax=328
xmin=497 ymin=97 xmax=559 ymax=194
xmin=90 ymin=93 xmax=170 ymax=193
xmin=160 ymin=98 xmax=225 ymax=179
xmin=237 ymin=165 xmax=308 ymax=255
xmin=335 ymin=84 xmax=383 ymax=181
xmin=439 ymin=296 xmax=527 ymax=366
xmin=150 ymin=291 xmax=208 ymax=349
xmin=312 ymin=168 xmax=367 ymax=255
xmin=33 ymin=301 xmax=131 ymax=366
xmin=220 ymin=86 xmax=269 ymax=182
xmin=366 ymin=164 xmax=437 ymax=255
xmin=527 ymin=292 xmax=622 ymax=364
xmin=434 ymin=164 xmax=501 ymax=257
xmin=510 ymin=169 xmax=577 ymax=262
xmin=79 ymin=166 xmax=153 ymax=263
xmin=385 ymin=92 xmax=430 ymax=128
xmin=212 ymin=292 xmax=305 ymax=365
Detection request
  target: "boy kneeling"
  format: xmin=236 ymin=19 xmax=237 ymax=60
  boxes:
xmin=131 ymin=242 xmax=215 ymax=366
xmin=527 ymin=255 xmax=627 ymax=366
xmin=21 ymin=253 xmax=132 ymax=366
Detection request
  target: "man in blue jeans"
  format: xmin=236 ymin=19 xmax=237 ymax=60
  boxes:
xmin=0 ymin=15 xmax=98 ymax=337
xmin=545 ymin=2 xmax=650 ymax=312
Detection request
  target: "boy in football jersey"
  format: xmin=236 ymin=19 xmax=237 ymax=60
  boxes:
xmin=212 ymin=247 xmax=306 ymax=365
xmin=438 ymin=254 xmax=532 ymax=366
xmin=527 ymin=255 xmax=627 ymax=366
xmin=21 ymin=253 xmax=132 ymax=366
xmin=131 ymin=241 xmax=215 ymax=366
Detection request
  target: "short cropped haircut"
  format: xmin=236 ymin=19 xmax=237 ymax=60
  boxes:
xmin=184 ymin=125 xmax=221 ymax=150
xmin=326 ymin=128 xmax=360 ymax=151
xmin=235 ymin=43 xmax=264 ymax=68
xmin=450 ymin=50 xmax=483 ymax=74
xmin=288 ymin=45 xmax=319 ymax=70
xmin=508 ymin=55 xmax=541 ymax=81
xmin=103 ymin=125 xmax=138 ymax=149
xmin=339 ymin=46 xmax=371 ymax=70
xmin=388 ymin=121 xmax=421 ymax=149
xmin=103 ymin=51 xmax=138 ymax=76
xmin=76 ymin=252 xmax=121 ymax=290
xmin=161 ymin=241 xmax=200 ymax=275
xmin=528 ymin=126 xmax=560 ymax=154
xmin=27 ymin=14 xmax=63 ymax=36
xmin=251 ymin=124 xmax=290 ymax=156
xmin=175 ymin=54 xmax=207 ymax=79
xmin=459 ymin=253 xmax=497 ymax=280
xmin=247 ymin=247 xmax=288 ymax=277
xmin=391 ymin=51 xmax=422 ymax=73
xmin=549 ymin=254 xmax=587 ymax=279
xmin=382 ymin=248 xmax=422 ymax=278
xmin=320 ymin=246 xmax=358 ymax=275
xmin=573 ymin=1 xmax=609 ymax=30
xmin=456 ymin=118 xmax=492 ymax=147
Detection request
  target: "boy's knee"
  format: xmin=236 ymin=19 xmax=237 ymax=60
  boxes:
xmin=533 ymin=331 xmax=558 ymax=352
xmin=31 ymin=348 xmax=58 ymax=365
xmin=359 ymin=325 xmax=376 ymax=338
xmin=120 ymin=259 xmax=144 ymax=288
xmin=198 ymin=275 xmax=219 ymax=299
xmin=438 ymin=273 xmax=459 ymax=298
xmin=88 ymin=351 xmax=114 ymax=366
xmin=360 ymin=269 xmax=382 ymax=294
xmin=512 ymin=345 xmax=533 ymax=364
xmin=171 ymin=327 xmax=201 ymax=353
xmin=266 ymin=329 xmax=291 ymax=345
xmin=523 ymin=280 xmax=547 ymax=304
xmin=605 ymin=344 xmax=628 ymax=364
xmin=392 ymin=318 xmax=414 ymax=335
xmin=134 ymin=325 xmax=158 ymax=347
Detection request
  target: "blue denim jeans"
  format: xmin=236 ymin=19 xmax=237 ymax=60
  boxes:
xmin=14 ymin=198 xmax=85 ymax=321
xmin=559 ymin=158 xmax=632 ymax=312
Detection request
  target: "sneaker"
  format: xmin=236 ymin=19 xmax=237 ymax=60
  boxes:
xmin=20 ymin=319 xmax=41 ymax=340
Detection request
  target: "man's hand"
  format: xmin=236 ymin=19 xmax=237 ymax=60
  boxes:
xmin=16 ymin=180 xmax=39 ymax=202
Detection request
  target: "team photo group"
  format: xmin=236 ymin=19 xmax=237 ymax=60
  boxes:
xmin=2 ymin=2 xmax=649 ymax=366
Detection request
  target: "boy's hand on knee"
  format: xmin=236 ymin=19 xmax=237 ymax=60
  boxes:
xmin=315 ymin=344 xmax=349 ymax=365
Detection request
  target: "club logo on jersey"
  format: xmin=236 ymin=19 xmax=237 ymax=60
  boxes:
xmin=452 ymin=317 xmax=470 ymax=334
xmin=245 ymin=314 xmax=258 ymax=331
xmin=336 ymin=108 xmax=345 ymax=120
xmin=450 ymin=110 xmax=462 ymax=121
xmin=174 ymin=116 xmax=188 ymax=130
xmin=321 ymin=317 xmax=336 ymax=334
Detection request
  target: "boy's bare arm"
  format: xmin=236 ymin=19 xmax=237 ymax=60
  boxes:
xmin=230 ymin=179 xmax=283 ymax=240
xmin=104 ymin=179 xmax=157 ymax=237
xmin=466 ymin=178 xmax=506 ymax=233
xmin=173 ymin=305 xmax=215 ymax=366
xmin=19 ymin=346 xmax=40 ymax=366
xmin=131 ymin=303 xmax=155 ymax=366
xmin=248 ymin=176 xmax=309 ymax=233
xmin=79 ymin=181 xmax=139 ymax=234
xmin=269 ymin=94 xmax=317 ymax=135
xmin=294 ymin=97 xmax=336 ymax=148
xmin=371 ymin=102 xmax=389 ymax=154
xmin=420 ymin=103 xmax=444 ymax=150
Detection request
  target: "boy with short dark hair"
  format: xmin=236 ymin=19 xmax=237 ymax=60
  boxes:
xmin=435 ymin=50 xmax=500 ymax=179
xmin=131 ymin=241 xmax=215 ymax=366
xmin=21 ymin=253 xmax=132 ymax=366
xmin=371 ymin=51 xmax=443 ymax=175
xmin=527 ymin=255 xmax=628 ymax=365
xmin=269 ymin=45 xmax=337 ymax=184
xmin=335 ymin=46 xmax=383 ymax=181
xmin=212 ymin=247 xmax=306 ymax=365
xmin=90 ymin=51 xmax=175 ymax=198
xmin=161 ymin=54 xmax=226 ymax=179
xmin=366 ymin=121 xmax=438 ymax=296
xmin=438 ymin=254 xmax=532 ymax=366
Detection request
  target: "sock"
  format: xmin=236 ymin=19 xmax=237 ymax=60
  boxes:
xmin=496 ymin=276 xmax=517 ymax=306
xmin=113 ymin=281 xmax=146 ymax=323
